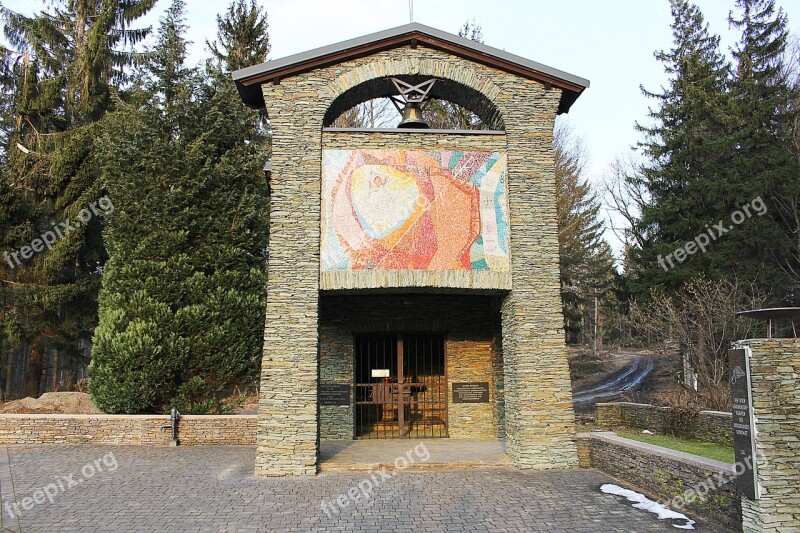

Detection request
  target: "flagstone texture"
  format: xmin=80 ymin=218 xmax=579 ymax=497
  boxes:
xmin=258 ymin=45 xmax=576 ymax=475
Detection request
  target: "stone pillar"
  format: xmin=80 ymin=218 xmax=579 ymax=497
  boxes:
xmin=254 ymin=80 xmax=327 ymax=476
xmin=738 ymin=338 xmax=800 ymax=532
xmin=500 ymin=79 xmax=578 ymax=469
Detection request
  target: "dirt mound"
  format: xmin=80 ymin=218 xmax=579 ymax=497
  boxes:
xmin=0 ymin=392 xmax=103 ymax=414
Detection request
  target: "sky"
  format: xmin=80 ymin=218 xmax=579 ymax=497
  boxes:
xmin=6 ymin=0 xmax=800 ymax=256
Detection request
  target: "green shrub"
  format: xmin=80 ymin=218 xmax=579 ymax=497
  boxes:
xmin=88 ymin=55 xmax=268 ymax=414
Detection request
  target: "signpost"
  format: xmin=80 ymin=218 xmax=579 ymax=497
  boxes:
xmin=728 ymin=347 xmax=759 ymax=500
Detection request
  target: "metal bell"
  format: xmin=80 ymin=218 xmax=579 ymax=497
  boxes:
xmin=397 ymin=102 xmax=429 ymax=129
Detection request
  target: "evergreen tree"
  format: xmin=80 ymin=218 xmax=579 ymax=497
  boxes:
xmin=89 ymin=0 xmax=269 ymax=413
xmin=555 ymin=124 xmax=615 ymax=345
xmin=728 ymin=0 xmax=800 ymax=302
xmin=147 ymin=0 xmax=192 ymax=120
xmin=0 ymin=0 xmax=154 ymax=396
xmin=2 ymin=0 xmax=155 ymax=124
xmin=629 ymin=0 xmax=735 ymax=298
xmin=205 ymin=0 xmax=271 ymax=147
xmin=206 ymin=0 xmax=270 ymax=73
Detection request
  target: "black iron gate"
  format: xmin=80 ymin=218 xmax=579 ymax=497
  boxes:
xmin=354 ymin=333 xmax=447 ymax=438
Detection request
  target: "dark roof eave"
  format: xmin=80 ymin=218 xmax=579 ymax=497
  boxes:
xmin=233 ymin=23 xmax=589 ymax=114
xmin=737 ymin=307 xmax=800 ymax=321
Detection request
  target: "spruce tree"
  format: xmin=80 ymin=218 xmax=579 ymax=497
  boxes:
xmin=0 ymin=0 xmax=154 ymax=396
xmin=629 ymin=0 xmax=734 ymax=298
xmin=206 ymin=0 xmax=270 ymax=73
xmin=89 ymin=0 xmax=269 ymax=413
xmin=728 ymin=0 xmax=800 ymax=302
xmin=555 ymin=124 xmax=615 ymax=345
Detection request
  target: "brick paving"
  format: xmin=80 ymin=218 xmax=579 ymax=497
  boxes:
xmin=0 ymin=445 xmax=731 ymax=532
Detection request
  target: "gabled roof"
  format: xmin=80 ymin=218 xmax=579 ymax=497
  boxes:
xmin=232 ymin=23 xmax=589 ymax=114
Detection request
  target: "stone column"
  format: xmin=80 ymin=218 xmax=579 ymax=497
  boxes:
xmin=738 ymin=338 xmax=800 ymax=532
xmin=254 ymin=80 xmax=327 ymax=476
xmin=500 ymin=80 xmax=578 ymax=469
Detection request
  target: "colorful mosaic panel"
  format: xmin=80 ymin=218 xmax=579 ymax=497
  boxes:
xmin=321 ymin=149 xmax=510 ymax=271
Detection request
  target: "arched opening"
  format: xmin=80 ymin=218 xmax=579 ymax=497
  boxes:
xmin=323 ymin=75 xmax=505 ymax=131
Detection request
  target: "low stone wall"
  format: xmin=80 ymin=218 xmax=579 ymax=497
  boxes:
xmin=596 ymin=402 xmax=732 ymax=444
xmin=577 ymin=432 xmax=741 ymax=531
xmin=0 ymin=414 xmax=257 ymax=445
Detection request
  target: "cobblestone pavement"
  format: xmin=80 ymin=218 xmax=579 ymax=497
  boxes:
xmin=0 ymin=445 xmax=731 ymax=532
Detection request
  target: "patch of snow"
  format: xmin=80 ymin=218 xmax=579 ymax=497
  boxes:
xmin=642 ymin=429 xmax=654 ymax=434
xmin=601 ymin=483 xmax=696 ymax=530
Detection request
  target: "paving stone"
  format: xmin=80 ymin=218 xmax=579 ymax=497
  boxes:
xmin=0 ymin=445 xmax=735 ymax=532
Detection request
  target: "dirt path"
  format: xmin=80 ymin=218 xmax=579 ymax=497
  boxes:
xmin=572 ymin=352 xmax=654 ymax=406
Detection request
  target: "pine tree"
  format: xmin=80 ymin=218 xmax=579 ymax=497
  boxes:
xmin=728 ymin=0 xmax=800 ymax=302
xmin=555 ymin=124 xmax=615 ymax=345
xmin=147 ymin=0 xmax=192 ymax=119
xmin=205 ymin=0 xmax=271 ymax=148
xmin=0 ymin=0 xmax=154 ymax=397
xmin=629 ymin=0 xmax=735 ymax=298
xmin=89 ymin=0 xmax=269 ymax=413
xmin=206 ymin=0 xmax=270 ymax=73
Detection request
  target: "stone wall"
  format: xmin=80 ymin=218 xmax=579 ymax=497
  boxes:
xmin=318 ymin=299 xmax=355 ymax=440
xmin=595 ymin=402 xmax=623 ymax=426
xmin=446 ymin=320 xmax=505 ymax=440
xmin=319 ymin=294 xmax=504 ymax=440
xmin=321 ymin=130 xmax=506 ymax=149
xmin=596 ymin=402 xmax=732 ymax=444
xmin=494 ymin=63 xmax=577 ymax=469
xmin=736 ymin=339 xmax=800 ymax=533
xmin=696 ymin=410 xmax=733 ymax=445
xmin=577 ymin=432 xmax=741 ymax=531
xmin=259 ymin=43 xmax=577 ymax=474
xmin=0 ymin=414 xmax=256 ymax=445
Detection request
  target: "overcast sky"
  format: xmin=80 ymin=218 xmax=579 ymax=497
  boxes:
xmin=6 ymin=0 xmax=800 ymax=256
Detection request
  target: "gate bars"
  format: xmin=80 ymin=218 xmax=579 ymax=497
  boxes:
xmin=354 ymin=333 xmax=447 ymax=438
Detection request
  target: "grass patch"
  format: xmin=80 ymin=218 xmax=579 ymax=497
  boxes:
xmin=616 ymin=430 xmax=735 ymax=464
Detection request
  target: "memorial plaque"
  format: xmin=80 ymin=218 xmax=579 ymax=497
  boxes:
xmin=319 ymin=383 xmax=350 ymax=406
xmin=452 ymin=382 xmax=490 ymax=403
xmin=728 ymin=348 xmax=759 ymax=500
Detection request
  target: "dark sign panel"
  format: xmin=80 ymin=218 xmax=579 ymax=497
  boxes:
xmin=319 ymin=383 xmax=351 ymax=406
xmin=452 ymin=382 xmax=490 ymax=403
xmin=728 ymin=348 xmax=759 ymax=500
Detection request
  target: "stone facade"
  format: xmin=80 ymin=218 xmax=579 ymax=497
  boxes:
xmin=319 ymin=294 xmax=504 ymax=440
xmin=577 ymin=432 xmax=742 ymax=531
xmin=0 ymin=414 xmax=257 ymax=445
xmin=258 ymin=44 xmax=577 ymax=475
xmin=736 ymin=339 xmax=800 ymax=533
